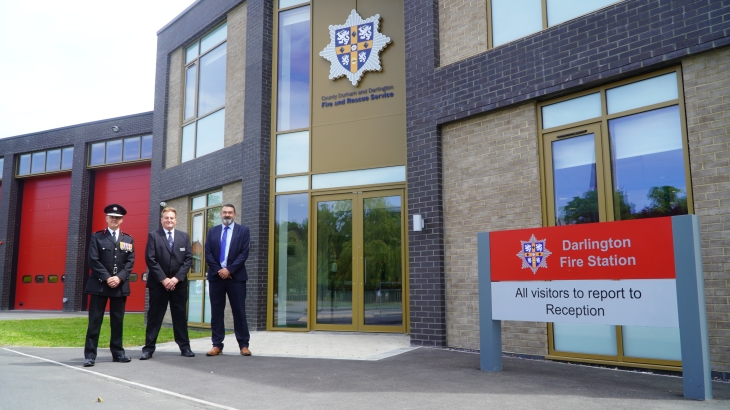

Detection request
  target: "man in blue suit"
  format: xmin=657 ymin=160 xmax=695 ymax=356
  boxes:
xmin=204 ymin=204 xmax=252 ymax=356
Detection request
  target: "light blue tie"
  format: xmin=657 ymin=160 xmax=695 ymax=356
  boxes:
xmin=167 ymin=231 xmax=173 ymax=252
xmin=220 ymin=226 xmax=230 ymax=264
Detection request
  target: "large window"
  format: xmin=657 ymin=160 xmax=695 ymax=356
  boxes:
xmin=88 ymin=135 xmax=152 ymax=167
xmin=538 ymin=68 xmax=689 ymax=369
xmin=17 ymin=147 xmax=73 ymax=177
xmin=0 ymin=157 xmax=4 ymax=179
xmin=181 ymin=23 xmax=227 ymax=162
xmin=187 ymin=190 xmax=223 ymax=326
xmin=489 ymin=0 xmax=621 ymax=47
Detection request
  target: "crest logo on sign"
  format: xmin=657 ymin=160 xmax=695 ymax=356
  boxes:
xmin=319 ymin=10 xmax=391 ymax=86
xmin=517 ymin=234 xmax=551 ymax=274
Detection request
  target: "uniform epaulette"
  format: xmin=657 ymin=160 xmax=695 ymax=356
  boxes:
xmin=120 ymin=231 xmax=133 ymax=239
xmin=94 ymin=229 xmax=107 ymax=234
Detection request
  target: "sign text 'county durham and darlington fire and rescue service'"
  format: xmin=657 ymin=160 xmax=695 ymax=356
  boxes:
xmin=489 ymin=217 xmax=679 ymax=327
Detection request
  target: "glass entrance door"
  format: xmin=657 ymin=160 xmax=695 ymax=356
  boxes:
xmin=312 ymin=190 xmax=405 ymax=332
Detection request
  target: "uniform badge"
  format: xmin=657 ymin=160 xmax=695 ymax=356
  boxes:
xmin=516 ymin=234 xmax=551 ymax=274
xmin=120 ymin=242 xmax=133 ymax=252
xmin=319 ymin=9 xmax=391 ymax=86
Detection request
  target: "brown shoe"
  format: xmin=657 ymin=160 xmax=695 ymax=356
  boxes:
xmin=206 ymin=347 xmax=223 ymax=356
xmin=240 ymin=347 xmax=252 ymax=356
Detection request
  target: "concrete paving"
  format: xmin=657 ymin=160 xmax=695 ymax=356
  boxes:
xmin=0 ymin=310 xmax=89 ymax=320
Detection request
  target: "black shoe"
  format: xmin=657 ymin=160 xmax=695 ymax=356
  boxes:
xmin=113 ymin=355 xmax=131 ymax=363
xmin=181 ymin=350 xmax=195 ymax=357
xmin=139 ymin=352 xmax=153 ymax=360
xmin=83 ymin=359 xmax=95 ymax=367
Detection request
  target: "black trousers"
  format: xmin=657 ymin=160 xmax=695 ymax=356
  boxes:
xmin=209 ymin=279 xmax=249 ymax=349
xmin=84 ymin=294 xmax=126 ymax=360
xmin=143 ymin=286 xmax=190 ymax=353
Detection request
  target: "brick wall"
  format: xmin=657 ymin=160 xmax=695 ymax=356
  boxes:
xmin=438 ymin=0 xmax=487 ymax=66
xmin=683 ymin=47 xmax=730 ymax=373
xmin=165 ymin=48 xmax=183 ymax=169
xmin=442 ymin=103 xmax=545 ymax=354
xmin=225 ymin=3 xmax=247 ymax=147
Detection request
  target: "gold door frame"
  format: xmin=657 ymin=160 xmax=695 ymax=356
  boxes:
xmin=310 ymin=188 xmax=407 ymax=333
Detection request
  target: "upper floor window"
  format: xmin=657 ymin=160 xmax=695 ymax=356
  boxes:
xmin=277 ymin=5 xmax=310 ymax=132
xmin=539 ymin=69 xmax=690 ymax=226
xmin=490 ymin=0 xmax=620 ymax=47
xmin=182 ymin=23 xmax=228 ymax=162
xmin=88 ymin=135 xmax=152 ymax=167
xmin=17 ymin=147 xmax=73 ymax=177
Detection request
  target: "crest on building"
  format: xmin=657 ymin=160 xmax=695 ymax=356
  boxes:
xmin=319 ymin=10 xmax=391 ymax=86
xmin=516 ymin=234 xmax=551 ymax=274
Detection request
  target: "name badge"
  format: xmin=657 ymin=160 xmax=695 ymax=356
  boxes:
xmin=120 ymin=242 xmax=133 ymax=251
xmin=179 ymin=247 xmax=186 ymax=251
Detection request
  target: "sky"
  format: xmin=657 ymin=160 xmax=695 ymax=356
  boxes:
xmin=0 ymin=0 xmax=195 ymax=139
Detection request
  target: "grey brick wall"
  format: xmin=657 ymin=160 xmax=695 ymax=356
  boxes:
xmin=439 ymin=0 xmax=487 ymax=66
xmin=442 ymin=103 xmax=545 ymax=354
xmin=683 ymin=47 xmax=730 ymax=373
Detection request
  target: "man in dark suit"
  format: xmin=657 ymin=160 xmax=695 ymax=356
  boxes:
xmin=204 ymin=203 xmax=251 ymax=356
xmin=140 ymin=207 xmax=194 ymax=359
xmin=83 ymin=204 xmax=135 ymax=367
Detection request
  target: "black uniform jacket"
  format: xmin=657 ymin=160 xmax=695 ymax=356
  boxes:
xmin=145 ymin=228 xmax=193 ymax=289
xmin=85 ymin=229 xmax=135 ymax=297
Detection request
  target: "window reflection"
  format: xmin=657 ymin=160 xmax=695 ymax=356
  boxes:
xmin=105 ymin=140 xmax=123 ymax=163
xmin=277 ymin=6 xmax=310 ymax=131
xmin=18 ymin=154 xmax=31 ymax=175
xmin=198 ymin=43 xmax=227 ymax=116
xmin=61 ymin=148 xmax=74 ymax=169
xmin=31 ymin=152 xmax=46 ymax=174
xmin=273 ymin=193 xmax=309 ymax=328
xmin=141 ymin=135 xmax=153 ymax=159
xmin=363 ymin=196 xmax=402 ymax=326
xmin=609 ymin=106 xmax=687 ymax=220
xmin=45 ymin=150 xmax=61 ymax=172
xmin=492 ymin=0 xmax=542 ymax=46
xmin=123 ymin=137 xmax=141 ymax=161
xmin=316 ymin=199 xmax=353 ymax=325
xmin=552 ymin=134 xmax=599 ymax=225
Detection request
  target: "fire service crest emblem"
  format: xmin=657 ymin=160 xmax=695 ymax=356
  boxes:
xmin=319 ymin=10 xmax=391 ymax=86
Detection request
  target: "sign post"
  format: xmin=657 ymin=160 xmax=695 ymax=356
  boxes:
xmin=478 ymin=215 xmax=712 ymax=400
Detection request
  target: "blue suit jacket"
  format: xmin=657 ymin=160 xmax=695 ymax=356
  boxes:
xmin=204 ymin=223 xmax=250 ymax=282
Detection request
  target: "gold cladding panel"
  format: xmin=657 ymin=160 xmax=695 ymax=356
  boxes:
xmin=310 ymin=0 xmax=406 ymax=175
xmin=311 ymin=113 xmax=405 ymax=174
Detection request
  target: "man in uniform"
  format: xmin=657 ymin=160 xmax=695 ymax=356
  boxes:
xmin=204 ymin=204 xmax=252 ymax=356
xmin=140 ymin=206 xmax=194 ymax=359
xmin=83 ymin=204 xmax=135 ymax=367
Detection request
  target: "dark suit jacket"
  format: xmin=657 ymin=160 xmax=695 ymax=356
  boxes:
xmin=204 ymin=223 xmax=250 ymax=282
xmin=145 ymin=228 xmax=193 ymax=289
xmin=85 ymin=229 xmax=135 ymax=297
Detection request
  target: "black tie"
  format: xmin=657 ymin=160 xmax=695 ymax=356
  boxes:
xmin=112 ymin=231 xmax=116 ymax=243
xmin=168 ymin=231 xmax=174 ymax=252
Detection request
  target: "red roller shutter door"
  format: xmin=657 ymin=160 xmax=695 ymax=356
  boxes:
xmin=15 ymin=175 xmax=71 ymax=310
xmin=91 ymin=164 xmax=151 ymax=312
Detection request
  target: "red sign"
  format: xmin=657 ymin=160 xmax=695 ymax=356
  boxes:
xmin=490 ymin=218 xmax=675 ymax=282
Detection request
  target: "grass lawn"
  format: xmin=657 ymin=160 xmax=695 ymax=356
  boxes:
xmin=0 ymin=313 xmax=210 ymax=348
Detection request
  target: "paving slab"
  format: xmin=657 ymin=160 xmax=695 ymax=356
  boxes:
xmin=134 ymin=331 xmax=417 ymax=360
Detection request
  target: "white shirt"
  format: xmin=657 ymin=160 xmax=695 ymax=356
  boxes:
xmin=220 ymin=222 xmax=234 ymax=268
xmin=108 ymin=228 xmax=119 ymax=242
xmin=165 ymin=229 xmax=175 ymax=242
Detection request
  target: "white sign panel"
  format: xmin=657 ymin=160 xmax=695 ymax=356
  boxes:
xmin=491 ymin=279 xmax=678 ymax=327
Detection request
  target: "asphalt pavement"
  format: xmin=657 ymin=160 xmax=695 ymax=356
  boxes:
xmin=1 ymin=343 xmax=728 ymax=409
xmin=0 ymin=311 xmax=727 ymax=409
